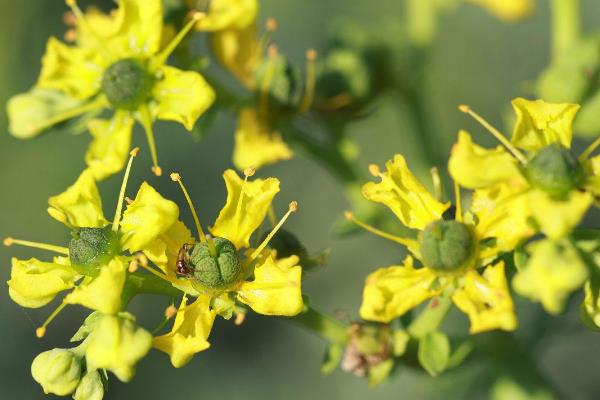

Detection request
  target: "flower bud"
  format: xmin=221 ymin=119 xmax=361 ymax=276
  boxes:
xmin=69 ymin=227 xmax=119 ymax=272
xmin=254 ymin=54 xmax=303 ymax=112
xmin=73 ymin=370 xmax=104 ymax=400
xmin=419 ymin=220 xmax=475 ymax=273
xmin=101 ymin=58 xmax=153 ymax=111
xmin=525 ymin=143 xmax=583 ymax=200
xmin=188 ymin=237 xmax=242 ymax=289
xmin=31 ymin=348 xmax=82 ymax=396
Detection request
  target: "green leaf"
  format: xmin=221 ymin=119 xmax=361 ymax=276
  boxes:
xmin=368 ymin=359 xmax=394 ymax=387
xmin=320 ymin=344 xmax=343 ymax=375
xmin=392 ymin=329 xmax=410 ymax=357
xmin=418 ymin=331 xmax=450 ymax=376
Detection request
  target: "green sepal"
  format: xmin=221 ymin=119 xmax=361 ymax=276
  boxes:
xmin=71 ymin=312 xmax=103 ymax=342
xmin=418 ymin=331 xmax=450 ymax=377
xmin=321 ymin=344 xmax=344 ymax=375
xmin=367 ymin=359 xmax=394 ymax=387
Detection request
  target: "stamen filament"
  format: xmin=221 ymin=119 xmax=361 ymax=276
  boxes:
xmin=32 ymin=96 xmax=106 ymax=134
xmin=298 ymin=49 xmax=317 ymax=114
xmin=458 ymin=104 xmax=528 ymax=164
xmin=156 ymin=12 xmax=205 ymax=64
xmin=580 ymin=136 xmax=600 ymax=161
xmin=234 ymin=168 xmax=255 ymax=226
xmin=112 ymin=148 xmax=138 ymax=232
xmin=36 ymin=301 xmax=68 ymax=338
xmin=4 ymin=237 xmax=69 ymax=255
xmin=259 ymin=45 xmax=278 ymax=120
xmin=138 ymin=262 xmax=169 ymax=281
xmin=430 ymin=167 xmax=442 ymax=201
xmin=259 ymin=17 xmax=277 ymax=54
xmin=170 ymin=173 xmax=216 ymax=256
xmin=344 ymin=211 xmax=417 ymax=248
xmin=250 ymin=202 xmax=298 ymax=261
xmin=139 ymin=105 xmax=162 ymax=176
xmin=454 ymin=181 xmax=463 ymax=222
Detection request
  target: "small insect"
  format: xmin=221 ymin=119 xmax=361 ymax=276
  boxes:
xmin=175 ymin=244 xmax=194 ymax=277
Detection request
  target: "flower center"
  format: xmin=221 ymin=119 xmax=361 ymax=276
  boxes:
xmin=186 ymin=237 xmax=242 ymax=289
xmin=68 ymin=227 xmax=119 ymax=272
xmin=525 ymin=143 xmax=583 ymax=200
xmin=419 ymin=220 xmax=475 ymax=273
xmin=101 ymin=59 xmax=153 ymax=110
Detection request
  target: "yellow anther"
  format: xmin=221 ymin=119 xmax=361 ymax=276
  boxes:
xmin=368 ymin=164 xmax=381 ymax=177
xmin=170 ymin=172 xmax=181 ymax=182
xmin=130 ymin=147 xmax=140 ymax=157
xmin=35 ymin=327 xmax=46 ymax=338
xmin=165 ymin=305 xmax=178 ymax=319
xmin=64 ymin=29 xmax=77 ymax=43
xmin=244 ymin=167 xmax=256 ymax=177
xmin=344 ymin=211 xmax=354 ymax=220
xmin=125 ymin=197 xmax=133 ymax=205
xmin=306 ymin=49 xmax=317 ymax=61
xmin=289 ymin=201 xmax=298 ymax=212
xmin=63 ymin=11 xmax=77 ymax=26
xmin=235 ymin=313 xmax=246 ymax=326
xmin=266 ymin=17 xmax=277 ymax=32
xmin=152 ymin=166 xmax=163 ymax=176
xmin=268 ymin=44 xmax=279 ymax=58
xmin=128 ymin=260 xmax=139 ymax=273
xmin=458 ymin=104 xmax=470 ymax=113
xmin=3 ymin=237 xmax=13 ymax=246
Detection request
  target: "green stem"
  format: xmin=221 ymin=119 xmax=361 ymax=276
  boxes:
xmin=289 ymin=306 xmax=348 ymax=344
xmin=550 ymin=0 xmax=580 ymax=62
xmin=122 ymin=272 xmax=181 ymax=306
xmin=407 ymin=296 xmax=452 ymax=338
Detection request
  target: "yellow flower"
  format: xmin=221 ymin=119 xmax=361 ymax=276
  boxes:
xmin=151 ymin=170 xmax=303 ymax=366
xmin=513 ymin=239 xmax=588 ymax=314
xmin=467 ymin=0 xmax=534 ymax=22
xmin=450 ymin=99 xmax=597 ymax=239
xmin=7 ymin=0 xmax=215 ymax=178
xmin=356 ymin=154 xmax=519 ymax=333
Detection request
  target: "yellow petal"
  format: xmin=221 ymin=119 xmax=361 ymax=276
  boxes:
xmin=513 ymin=239 xmax=588 ymax=314
xmin=527 ymin=189 xmax=593 ymax=240
xmin=48 ymin=169 xmax=107 ymax=228
xmin=7 ymin=257 xmax=77 ymax=308
xmin=120 ymin=182 xmax=179 ymax=253
xmin=584 ymin=282 xmax=600 ymax=328
xmin=233 ymin=108 xmax=293 ymax=170
xmin=584 ymin=155 xmax=600 ymax=197
xmin=108 ymin=0 xmax=163 ymax=57
xmin=511 ymin=98 xmax=580 ymax=152
xmin=362 ymin=154 xmax=449 ymax=230
xmin=196 ymin=0 xmax=258 ymax=31
xmin=448 ymin=130 xmax=522 ymax=189
xmin=452 ymin=262 xmax=517 ymax=334
xmin=84 ymin=312 xmax=153 ymax=382
xmin=211 ymin=24 xmax=262 ymax=88
xmin=210 ymin=170 xmax=280 ymax=249
xmin=237 ymin=254 xmax=303 ymax=316
xmin=467 ymin=0 xmax=534 ymax=22
xmin=85 ymin=112 xmax=134 ymax=180
xmin=38 ymin=37 xmax=103 ymax=100
xmin=151 ymin=66 xmax=215 ymax=130
xmin=7 ymin=88 xmax=83 ymax=139
xmin=64 ymin=257 xmax=127 ymax=314
xmin=359 ymin=257 xmax=440 ymax=323
xmin=153 ymin=295 xmax=216 ymax=368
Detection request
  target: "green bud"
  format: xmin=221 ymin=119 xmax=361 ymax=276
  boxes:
xmin=69 ymin=227 xmax=119 ymax=272
xmin=525 ymin=143 xmax=583 ymax=200
xmin=73 ymin=370 xmax=104 ymax=400
xmin=31 ymin=348 xmax=82 ymax=396
xmin=259 ymin=229 xmax=308 ymax=261
xmin=101 ymin=59 xmax=153 ymax=110
xmin=188 ymin=237 xmax=242 ymax=289
xmin=419 ymin=220 xmax=475 ymax=273
xmin=254 ymin=54 xmax=302 ymax=112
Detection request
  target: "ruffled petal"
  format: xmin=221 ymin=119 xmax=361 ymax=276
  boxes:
xmin=85 ymin=112 xmax=134 ymax=180
xmin=359 ymin=257 xmax=440 ymax=323
xmin=449 ymin=130 xmax=522 ymax=189
xmin=210 ymin=170 xmax=280 ymax=249
xmin=236 ymin=254 xmax=303 ymax=316
xmin=120 ymin=182 xmax=179 ymax=253
xmin=196 ymin=0 xmax=258 ymax=31
xmin=233 ymin=108 xmax=293 ymax=170
xmin=452 ymin=262 xmax=517 ymax=334
xmin=467 ymin=0 xmax=534 ymax=22
xmin=108 ymin=0 xmax=163 ymax=57
xmin=47 ymin=169 xmax=107 ymax=228
xmin=513 ymin=239 xmax=588 ymax=314
xmin=362 ymin=154 xmax=449 ymax=230
xmin=152 ymin=66 xmax=215 ymax=130
xmin=7 ymin=257 xmax=77 ymax=308
xmin=64 ymin=257 xmax=127 ymax=314
xmin=511 ymin=98 xmax=580 ymax=152
xmin=527 ymin=189 xmax=593 ymax=239
xmin=84 ymin=312 xmax=153 ymax=382
xmin=153 ymin=295 xmax=215 ymax=368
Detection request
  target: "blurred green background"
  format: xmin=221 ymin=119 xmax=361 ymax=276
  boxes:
xmin=1 ymin=0 xmax=600 ymax=399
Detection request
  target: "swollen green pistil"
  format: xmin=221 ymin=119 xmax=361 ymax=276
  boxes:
xmin=101 ymin=59 xmax=154 ymax=111
xmin=525 ymin=143 xmax=583 ymax=200
xmin=69 ymin=227 xmax=119 ymax=273
xmin=186 ymin=237 xmax=242 ymax=289
xmin=419 ymin=220 xmax=475 ymax=273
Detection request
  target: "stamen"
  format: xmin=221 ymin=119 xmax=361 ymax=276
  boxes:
xmin=233 ymin=168 xmax=255 ymax=226
xmin=170 ymin=173 xmax=216 ymax=256
xmin=30 ymin=96 xmax=107 ymax=135
xmin=128 ymin=259 xmax=139 ymax=273
xmin=454 ymin=181 xmax=463 ymax=222
xmin=234 ymin=312 xmax=246 ymax=326
xmin=164 ymin=305 xmax=178 ymax=319
xmin=112 ymin=148 xmax=139 ymax=232
xmin=62 ymin=10 xmax=77 ymax=26
xmin=430 ymin=167 xmax=443 ymax=201
xmin=139 ymin=106 xmax=161 ymax=176
xmin=64 ymin=29 xmax=77 ymax=43
xmin=298 ymin=49 xmax=317 ymax=114
xmin=344 ymin=211 xmax=417 ymax=248
xmin=155 ymin=12 xmax=205 ymax=64
xmin=138 ymin=261 xmax=169 ymax=280
xmin=259 ymin=17 xmax=278 ymax=55
xmin=368 ymin=164 xmax=381 ymax=177
xmin=458 ymin=104 xmax=527 ymax=164
xmin=580 ymin=136 xmax=600 ymax=161
xmin=250 ymin=202 xmax=298 ymax=261
xmin=36 ymin=301 xmax=68 ymax=338
xmin=4 ymin=237 xmax=69 ymax=255
xmin=259 ymin=45 xmax=279 ymax=119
